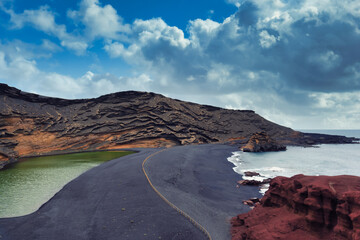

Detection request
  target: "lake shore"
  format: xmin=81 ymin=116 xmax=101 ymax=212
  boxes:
xmin=0 ymin=144 xmax=258 ymax=240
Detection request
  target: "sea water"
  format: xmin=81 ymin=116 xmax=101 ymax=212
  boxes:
xmin=227 ymin=130 xmax=360 ymax=194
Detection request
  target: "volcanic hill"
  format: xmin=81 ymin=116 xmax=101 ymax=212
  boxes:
xmin=0 ymin=84 xmax=356 ymax=168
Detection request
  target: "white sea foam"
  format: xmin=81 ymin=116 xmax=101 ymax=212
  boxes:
xmin=227 ymin=142 xmax=360 ymax=194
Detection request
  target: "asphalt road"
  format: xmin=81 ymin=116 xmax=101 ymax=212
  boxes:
xmin=0 ymin=144 xmax=260 ymax=240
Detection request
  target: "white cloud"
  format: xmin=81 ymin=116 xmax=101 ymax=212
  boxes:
xmin=82 ymin=71 xmax=95 ymax=81
xmin=218 ymin=92 xmax=296 ymax=127
xmin=226 ymin=0 xmax=241 ymax=8
xmin=133 ymin=18 xmax=190 ymax=48
xmin=310 ymin=92 xmax=360 ymax=109
xmin=0 ymin=51 xmax=39 ymax=83
xmin=104 ymin=42 xmax=133 ymax=58
xmin=125 ymin=73 xmax=152 ymax=90
xmin=0 ymin=49 xmax=154 ymax=99
xmin=104 ymin=18 xmax=191 ymax=72
xmin=188 ymin=19 xmax=220 ymax=48
xmin=41 ymin=39 xmax=62 ymax=52
xmin=8 ymin=6 xmax=63 ymax=33
xmin=3 ymin=5 xmax=88 ymax=54
xmin=0 ymin=40 xmax=61 ymax=60
xmin=60 ymin=40 xmax=88 ymax=54
xmin=259 ymin=30 xmax=278 ymax=48
xmin=67 ymin=0 xmax=130 ymax=40
xmin=309 ymin=91 xmax=360 ymax=129
xmin=207 ymin=64 xmax=233 ymax=86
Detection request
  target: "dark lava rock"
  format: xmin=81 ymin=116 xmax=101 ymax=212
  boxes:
xmin=237 ymin=178 xmax=271 ymax=186
xmin=244 ymin=171 xmax=260 ymax=177
xmin=241 ymin=131 xmax=286 ymax=152
xmin=231 ymin=174 xmax=360 ymax=240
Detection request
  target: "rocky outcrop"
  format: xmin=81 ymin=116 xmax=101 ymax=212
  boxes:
xmin=240 ymin=131 xmax=286 ymax=152
xmin=237 ymin=178 xmax=271 ymax=186
xmin=244 ymin=171 xmax=260 ymax=177
xmin=231 ymin=174 xmax=360 ymax=240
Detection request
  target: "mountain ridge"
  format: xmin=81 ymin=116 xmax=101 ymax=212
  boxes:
xmin=0 ymin=83 xmax=356 ymax=169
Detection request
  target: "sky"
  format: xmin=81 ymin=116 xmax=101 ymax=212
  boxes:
xmin=0 ymin=0 xmax=360 ymax=129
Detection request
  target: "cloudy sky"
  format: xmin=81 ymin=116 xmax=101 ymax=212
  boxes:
xmin=0 ymin=0 xmax=359 ymax=129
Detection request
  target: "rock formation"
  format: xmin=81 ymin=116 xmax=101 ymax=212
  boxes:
xmin=240 ymin=131 xmax=286 ymax=152
xmin=0 ymin=83 xmax=357 ymax=168
xmin=237 ymin=178 xmax=271 ymax=186
xmin=231 ymin=174 xmax=360 ymax=240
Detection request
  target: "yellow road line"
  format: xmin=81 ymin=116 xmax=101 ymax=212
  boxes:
xmin=142 ymin=149 xmax=212 ymax=240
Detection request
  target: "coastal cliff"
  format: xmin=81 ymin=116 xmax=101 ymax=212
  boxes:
xmin=231 ymin=174 xmax=360 ymax=240
xmin=0 ymin=83 xmax=357 ymax=168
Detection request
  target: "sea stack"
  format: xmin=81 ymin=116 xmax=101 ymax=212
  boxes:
xmin=231 ymin=174 xmax=360 ymax=240
xmin=240 ymin=131 xmax=286 ymax=152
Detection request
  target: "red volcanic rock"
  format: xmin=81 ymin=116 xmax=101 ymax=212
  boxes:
xmin=231 ymin=174 xmax=360 ymax=240
xmin=241 ymin=131 xmax=286 ymax=152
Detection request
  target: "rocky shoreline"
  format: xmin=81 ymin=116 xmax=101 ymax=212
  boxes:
xmin=231 ymin=174 xmax=360 ymax=240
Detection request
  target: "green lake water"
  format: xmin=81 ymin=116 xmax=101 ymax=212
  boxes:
xmin=0 ymin=151 xmax=134 ymax=218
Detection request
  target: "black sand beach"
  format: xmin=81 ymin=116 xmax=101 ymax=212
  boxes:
xmin=145 ymin=144 xmax=261 ymax=240
xmin=0 ymin=144 xmax=259 ymax=240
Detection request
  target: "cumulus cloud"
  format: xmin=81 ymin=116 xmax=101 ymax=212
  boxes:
xmin=259 ymin=30 xmax=279 ymax=48
xmin=133 ymin=18 xmax=190 ymax=48
xmin=188 ymin=19 xmax=220 ymax=49
xmin=104 ymin=18 xmax=192 ymax=83
xmin=67 ymin=0 xmax=130 ymax=40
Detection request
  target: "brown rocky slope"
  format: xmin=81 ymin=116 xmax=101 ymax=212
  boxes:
xmin=231 ymin=174 xmax=360 ymax=240
xmin=0 ymin=83 xmax=357 ymax=168
xmin=240 ymin=131 xmax=286 ymax=152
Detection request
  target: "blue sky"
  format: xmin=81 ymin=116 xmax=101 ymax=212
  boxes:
xmin=0 ymin=0 xmax=360 ymax=129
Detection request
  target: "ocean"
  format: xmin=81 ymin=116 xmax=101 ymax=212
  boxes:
xmin=227 ymin=130 xmax=360 ymax=194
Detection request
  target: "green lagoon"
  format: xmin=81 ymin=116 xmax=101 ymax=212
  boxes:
xmin=0 ymin=151 xmax=134 ymax=218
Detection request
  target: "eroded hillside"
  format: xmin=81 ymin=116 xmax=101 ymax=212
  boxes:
xmin=0 ymin=84 xmax=355 ymax=168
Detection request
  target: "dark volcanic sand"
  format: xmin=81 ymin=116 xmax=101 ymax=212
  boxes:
xmin=0 ymin=145 xmax=259 ymax=240
xmin=145 ymin=144 xmax=261 ymax=240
